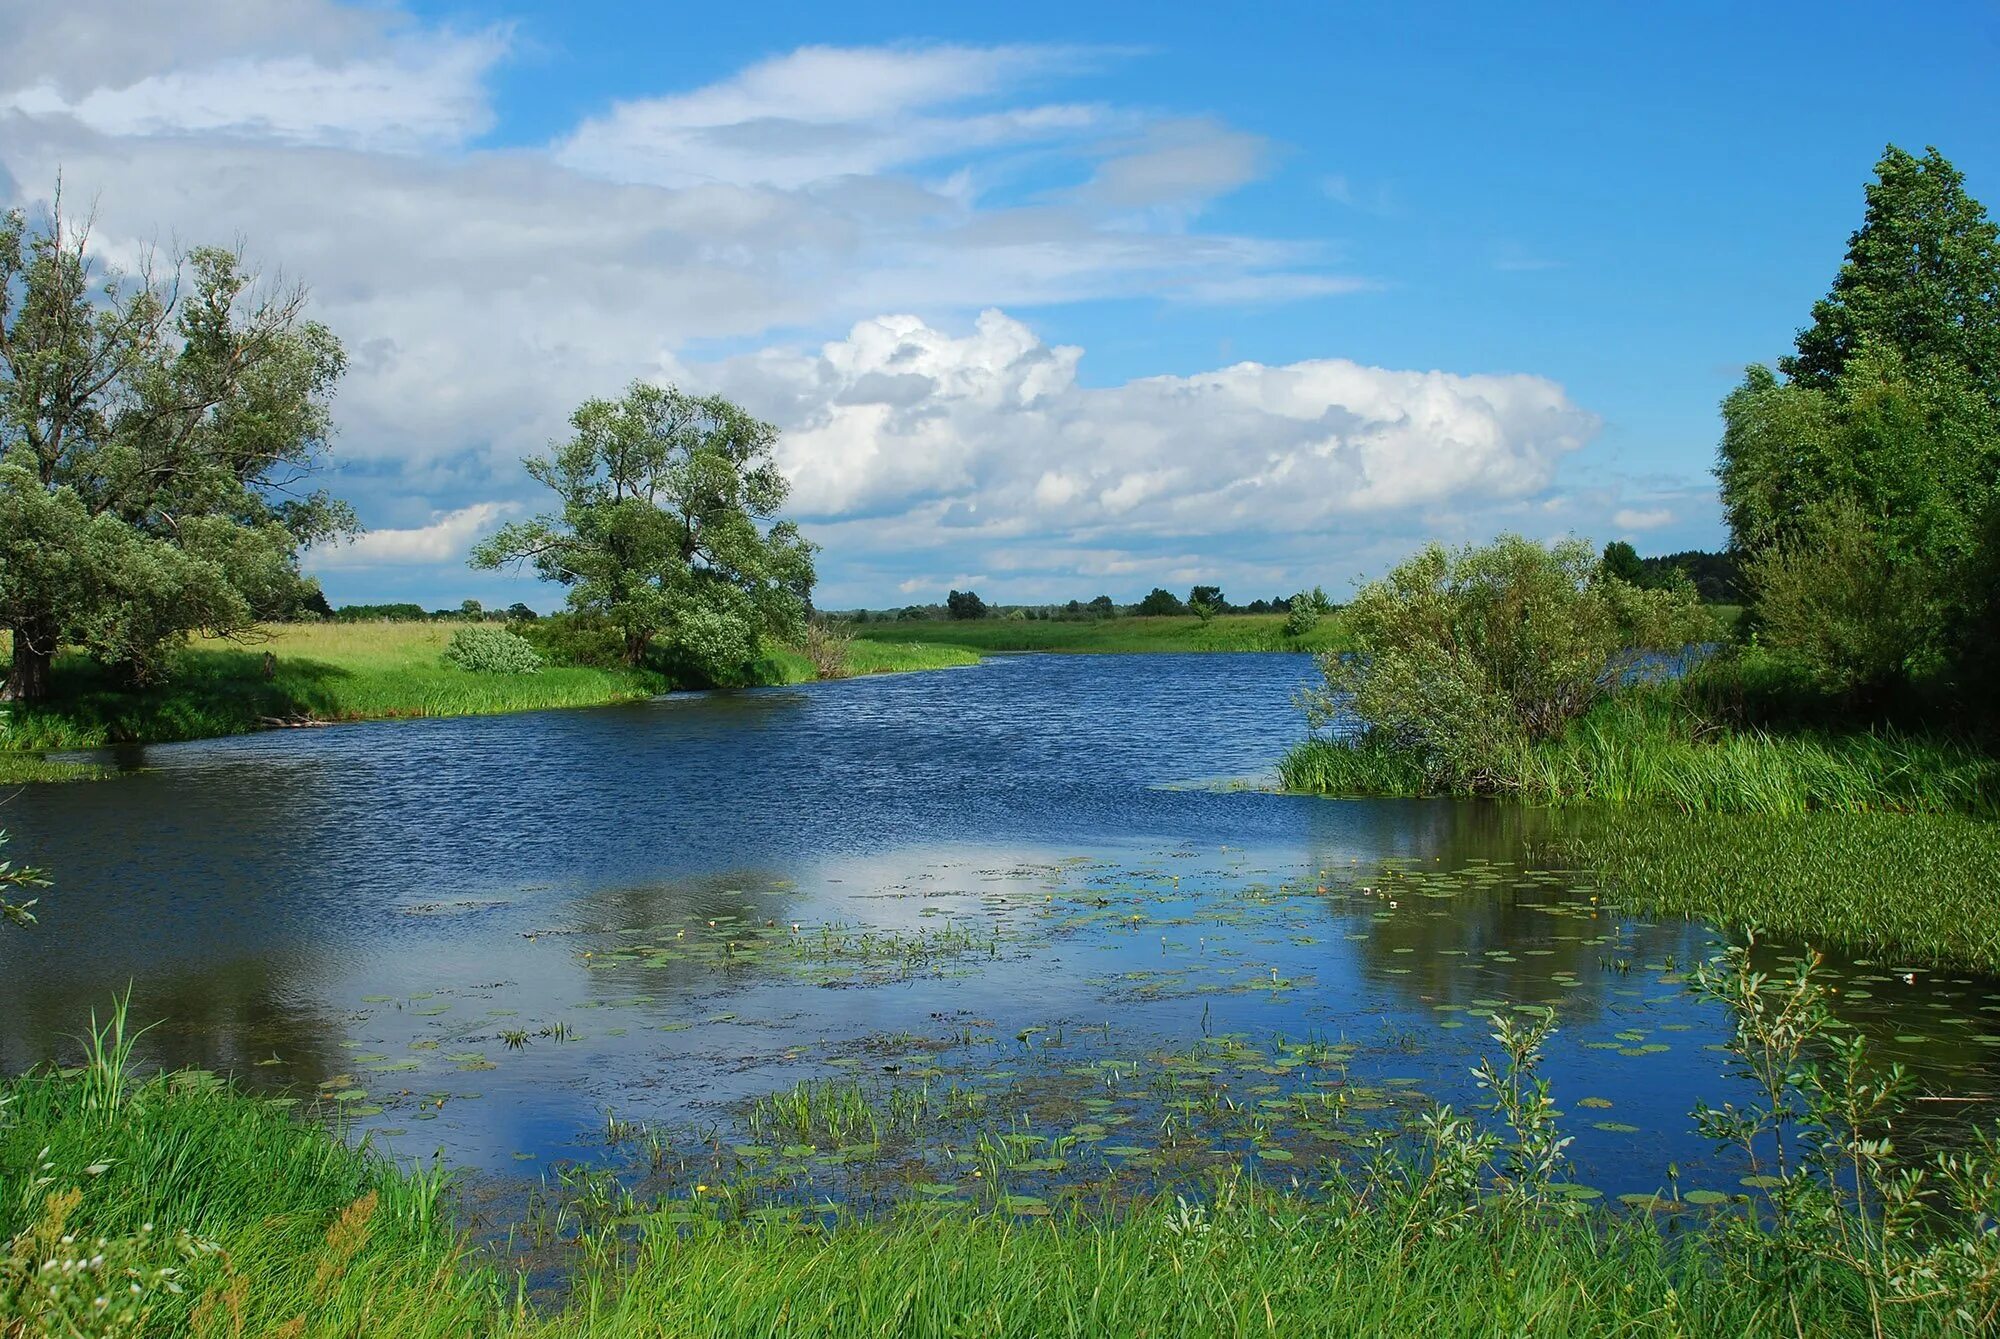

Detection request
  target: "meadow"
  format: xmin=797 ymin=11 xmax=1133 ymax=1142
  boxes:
xmin=0 ymin=623 xmax=978 ymax=780
xmin=850 ymin=612 xmax=1354 ymax=654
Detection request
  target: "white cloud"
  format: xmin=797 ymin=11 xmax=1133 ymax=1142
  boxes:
xmin=0 ymin=4 xmax=1695 ymax=605
xmin=717 ymin=310 xmax=1598 ymax=539
xmin=1612 ymin=507 xmax=1674 ymax=531
xmin=309 ymin=502 xmax=517 ymax=569
xmin=557 ymin=44 xmax=1105 ymax=189
xmin=2 ymin=29 xmax=508 ymax=152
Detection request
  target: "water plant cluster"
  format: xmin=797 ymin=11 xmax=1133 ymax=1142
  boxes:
xmin=7 ymin=942 xmax=1999 ymax=1336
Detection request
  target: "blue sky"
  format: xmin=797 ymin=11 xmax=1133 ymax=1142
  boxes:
xmin=4 ymin=1 xmax=1996 ymax=608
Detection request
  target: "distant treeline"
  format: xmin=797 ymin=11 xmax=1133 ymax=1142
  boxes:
xmin=841 ymin=554 xmax=1740 ymax=623
xmin=327 ymin=599 xmax=539 ymax=623
xmin=840 ymin=585 xmax=1310 ymax=623
xmin=1600 ymin=545 xmax=1742 ymax=603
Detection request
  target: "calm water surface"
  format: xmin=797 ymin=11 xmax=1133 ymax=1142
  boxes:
xmin=4 ymin=654 xmax=1997 ymax=1212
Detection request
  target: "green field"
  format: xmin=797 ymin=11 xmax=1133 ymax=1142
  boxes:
xmin=0 ymin=623 xmax=978 ymax=781
xmin=851 ymin=612 xmax=1352 ymax=654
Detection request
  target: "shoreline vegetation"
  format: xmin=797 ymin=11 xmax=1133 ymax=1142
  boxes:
xmin=850 ymin=611 xmax=1355 ymax=654
xmin=0 ymin=622 xmax=978 ymax=783
xmin=5 ymin=967 xmax=1996 ymax=1337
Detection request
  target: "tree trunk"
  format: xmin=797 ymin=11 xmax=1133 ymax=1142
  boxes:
xmin=2 ymin=620 xmax=53 ymax=703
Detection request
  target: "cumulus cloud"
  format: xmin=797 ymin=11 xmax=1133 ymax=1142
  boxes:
xmin=0 ymin=1 xmax=1691 ymax=606
xmin=309 ymin=502 xmax=518 ymax=569
xmin=717 ymin=310 xmax=1598 ymax=538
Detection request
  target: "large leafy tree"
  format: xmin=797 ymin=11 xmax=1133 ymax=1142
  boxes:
xmin=1782 ymin=145 xmax=2000 ymax=407
xmin=1717 ymin=146 xmax=2000 ymax=695
xmin=0 ymin=197 xmax=351 ymax=701
xmin=473 ymin=382 xmax=816 ymax=677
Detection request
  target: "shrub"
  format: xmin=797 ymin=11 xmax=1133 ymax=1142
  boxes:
xmin=441 ymin=624 xmax=542 ymax=675
xmin=1283 ymin=586 xmax=1332 ymax=638
xmin=803 ymin=620 xmax=852 ymax=679
xmin=517 ymin=611 xmax=626 ymax=668
xmin=1302 ymin=535 xmax=1712 ymax=789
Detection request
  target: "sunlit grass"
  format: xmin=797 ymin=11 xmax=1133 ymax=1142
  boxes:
xmin=1282 ymin=690 xmax=2000 ymax=816
xmin=851 ymin=613 xmax=1353 ymax=654
xmin=0 ymin=623 xmax=981 ymax=767
xmin=1575 ymin=809 xmax=2000 ymax=975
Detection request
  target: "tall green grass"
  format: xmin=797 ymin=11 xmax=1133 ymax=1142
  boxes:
xmin=852 ymin=613 xmax=1353 ymax=654
xmin=10 ymin=984 xmax=1994 ymax=1336
xmin=1573 ymin=808 xmax=2000 ymax=975
xmin=1282 ymin=690 xmax=2000 ymax=816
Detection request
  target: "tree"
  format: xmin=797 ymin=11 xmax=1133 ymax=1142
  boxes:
xmin=472 ymin=382 xmax=816 ymax=678
xmin=1086 ymin=595 xmax=1115 ymax=617
xmin=0 ymin=196 xmax=352 ymax=700
xmin=1599 ymin=540 xmax=1646 ymax=586
xmin=460 ymin=598 xmax=484 ymax=620
xmin=945 ymin=589 xmax=987 ymax=620
xmin=1284 ymin=586 xmax=1332 ymax=638
xmin=1188 ymin=585 xmax=1227 ymax=618
xmin=506 ymin=602 xmax=538 ymax=622
xmin=1719 ymin=147 xmax=2000 ymax=697
xmin=1303 ymin=537 xmax=1712 ymax=789
xmin=1134 ymin=587 xmax=1185 ymax=616
xmin=1783 ymin=146 xmax=2000 ymax=407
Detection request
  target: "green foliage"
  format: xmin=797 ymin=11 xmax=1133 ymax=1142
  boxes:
xmin=1720 ymin=146 xmax=2000 ymax=699
xmin=441 ymin=625 xmax=543 ymax=675
xmin=1579 ymin=809 xmax=2000 ymax=975
xmin=9 ymin=971 xmax=1999 ymax=1336
xmin=1301 ymin=536 xmax=1713 ymax=791
xmin=1187 ymin=585 xmax=1227 ymax=622
xmin=803 ymin=619 xmax=853 ymax=679
xmin=1600 ymin=540 xmax=1645 ymax=585
xmin=1284 ymin=676 xmax=2000 ymax=816
xmin=0 ymin=829 xmax=48 ymax=928
xmin=1721 ymin=346 xmax=2000 ymax=693
xmin=0 ymin=199 xmax=352 ymax=702
xmin=945 ymin=589 xmax=987 ymax=620
xmin=1783 ymin=145 xmax=2000 ymax=406
xmin=1282 ymin=586 xmax=1332 ymax=638
xmin=852 ymin=612 xmax=1352 ymax=654
xmin=1133 ymin=587 xmax=1186 ymax=616
xmin=472 ymin=382 xmax=816 ymax=683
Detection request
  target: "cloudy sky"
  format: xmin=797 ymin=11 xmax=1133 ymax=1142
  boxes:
xmin=4 ymin=1 xmax=1995 ymax=609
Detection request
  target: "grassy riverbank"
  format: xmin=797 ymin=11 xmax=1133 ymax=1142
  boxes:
xmin=851 ymin=612 xmax=1353 ymax=654
xmin=1281 ymin=690 xmax=2000 ymax=816
xmin=5 ymin=992 xmax=1989 ymax=1337
xmin=0 ymin=623 xmax=978 ymax=781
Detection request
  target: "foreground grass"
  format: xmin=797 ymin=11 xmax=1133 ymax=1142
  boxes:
xmin=0 ymin=1070 xmax=1923 ymax=1338
xmin=1282 ymin=691 xmax=2000 ymax=817
xmin=852 ymin=612 xmax=1353 ymax=654
xmin=0 ymin=624 xmax=979 ymax=767
xmin=1575 ymin=808 xmax=2000 ymax=976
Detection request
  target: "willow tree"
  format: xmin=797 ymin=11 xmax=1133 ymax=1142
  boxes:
xmin=0 ymin=196 xmax=351 ymax=701
xmin=472 ymin=382 xmax=816 ymax=680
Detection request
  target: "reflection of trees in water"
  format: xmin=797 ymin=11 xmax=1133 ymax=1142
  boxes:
xmin=1296 ymin=799 xmax=1711 ymax=1024
xmin=0 ymin=956 xmax=350 ymax=1093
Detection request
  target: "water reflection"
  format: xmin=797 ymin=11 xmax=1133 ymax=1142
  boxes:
xmin=2 ymin=654 xmax=1995 ymax=1203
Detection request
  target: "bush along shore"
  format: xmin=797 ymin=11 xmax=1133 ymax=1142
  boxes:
xmin=0 ymin=620 xmax=978 ymax=782
xmin=5 ymin=957 xmax=1998 ymax=1337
